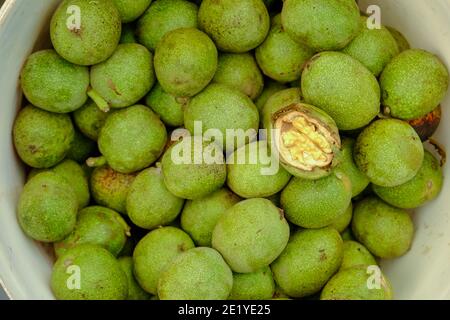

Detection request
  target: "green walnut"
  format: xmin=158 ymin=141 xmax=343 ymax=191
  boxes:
xmin=372 ymin=150 xmax=443 ymax=209
xmin=94 ymin=105 xmax=167 ymax=173
xmin=13 ymin=106 xmax=74 ymax=169
xmin=161 ymin=136 xmax=227 ymax=199
xmin=89 ymin=43 xmax=155 ymax=110
xmin=330 ymin=202 xmax=353 ymax=233
xmin=51 ymin=244 xmax=128 ymax=300
xmin=126 ymin=167 xmax=185 ymax=230
xmin=212 ymin=198 xmax=290 ymax=273
xmin=20 ymin=49 xmax=89 ymax=113
xmin=90 ymin=165 xmax=137 ymax=214
xmin=255 ymin=80 xmax=288 ymax=112
xmin=158 ymin=247 xmax=233 ymax=300
xmin=301 ymin=51 xmax=380 ymax=130
xmin=336 ymin=138 xmax=370 ymax=197
xmin=386 ymin=26 xmax=410 ymax=52
xmin=352 ymin=196 xmax=414 ymax=259
xmin=213 ymin=53 xmax=264 ymax=100
xmin=380 ymin=49 xmax=449 ymax=120
xmin=281 ymin=0 xmax=361 ymax=51
xmin=54 ymin=206 xmax=130 ymax=258
xmin=198 ymin=0 xmax=270 ymax=53
xmin=112 ymin=0 xmax=152 ymax=23
xmin=229 ymin=266 xmax=275 ymax=300
xmin=73 ymin=99 xmax=109 ymax=141
xmin=321 ymin=266 xmax=393 ymax=300
xmin=181 ymin=188 xmax=241 ymax=247
xmin=342 ymin=17 xmax=399 ymax=76
xmin=50 ymin=0 xmax=122 ymax=65
xmin=271 ymin=227 xmax=343 ymax=298
xmin=118 ymin=257 xmax=152 ymax=300
xmin=184 ymin=83 xmax=260 ymax=151
xmin=341 ymin=240 xmax=377 ymax=270
xmin=30 ymin=159 xmax=90 ymax=208
xmin=137 ymin=0 xmax=198 ymax=51
xmin=66 ymin=129 xmax=97 ymax=163
xmin=256 ymin=14 xmax=315 ymax=83
xmin=281 ymin=170 xmax=352 ymax=228
xmin=145 ymin=82 xmax=187 ymax=127
xmin=154 ymin=28 xmax=218 ymax=97
xmin=133 ymin=227 xmax=195 ymax=295
xmin=354 ymin=119 xmax=424 ymax=187
xmin=18 ymin=172 xmax=78 ymax=242
xmin=227 ymin=141 xmax=292 ymax=198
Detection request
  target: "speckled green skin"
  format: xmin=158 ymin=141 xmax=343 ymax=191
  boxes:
xmin=112 ymin=0 xmax=152 ymax=23
xmin=126 ymin=167 xmax=184 ymax=229
xmin=21 ymin=50 xmax=89 ymax=113
xmin=90 ymin=165 xmax=136 ymax=214
xmin=181 ymin=188 xmax=240 ymax=247
xmin=185 ymin=84 xmax=259 ymax=151
xmin=227 ymin=141 xmax=291 ymax=198
xmin=118 ymin=257 xmax=152 ymax=300
xmin=256 ymin=14 xmax=315 ymax=83
xmin=266 ymin=102 xmax=341 ymax=180
xmin=380 ymin=49 xmax=449 ymax=120
xmin=91 ymin=44 xmax=155 ymax=109
xmin=73 ymin=99 xmax=109 ymax=141
xmin=137 ymin=0 xmax=198 ymax=51
xmin=281 ymin=171 xmax=352 ymax=228
xmin=281 ymin=0 xmax=360 ymax=51
xmin=352 ymin=196 xmax=414 ymax=259
xmin=120 ymin=24 xmax=137 ymax=44
xmin=342 ymin=17 xmax=399 ymax=76
xmin=301 ymin=52 xmax=380 ymax=130
xmin=50 ymin=0 xmax=122 ymax=66
xmin=18 ymin=172 xmax=78 ymax=242
xmin=229 ymin=266 xmax=275 ymax=300
xmin=154 ymin=28 xmax=217 ymax=97
xmin=213 ymin=53 xmax=264 ymax=100
xmin=341 ymin=240 xmax=377 ymax=270
xmin=320 ymin=266 xmax=392 ymax=300
xmin=255 ymin=80 xmax=288 ymax=112
xmin=212 ymin=198 xmax=290 ymax=273
xmin=161 ymin=136 xmax=227 ymax=199
xmin=54 ymin=206 xmax=130 ymax=258
xmin=31 ymin=160 xmax=90 ymax=208
xmin=14 ymin=106 xmax=74 ymax=168
xmin=158 ymin=247 xmax=233 ymax=300
xmin=67 ymin=129 xmax=96 ymax=163
xmin=354 ymin=119 xmax=424 ymax=187
xmin=386 ymin=26 xmax=410 ymax=52
xmin=373 ymin=150 xmax=443 ymax=209
xmin=133 ymin=227 xmax=195 ymax=295
xmin=198 ymin=0 xmax=270 ymax=53
xmin=99 ymin=105 xmax=167 ymax=173
xmin=271 ymin=227 xmax=343 ymax=298
xmin=337 ymin=138 xmax=370 ymax=197
xmin=145 ymin=82 xmax=186 ymax=127
xmin=330 ymin=202 xmax=353 ymax=233
xmin=261 ymin=87 xmax=302 ymax=128
xmin=51 ymin=244 xmax=128 ymax=300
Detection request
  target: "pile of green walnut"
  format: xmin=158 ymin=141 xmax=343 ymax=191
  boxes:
xmin=14 ymin=0 xmax=448 ymax=300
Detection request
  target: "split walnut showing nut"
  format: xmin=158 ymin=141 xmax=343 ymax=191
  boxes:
xmin=271 ymin=103 xmax=341 ymax=179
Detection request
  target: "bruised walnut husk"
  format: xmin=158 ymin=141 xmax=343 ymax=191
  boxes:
xmin=270 ymin=103 xmax=341 ymax=179
xmin=408 ymin=105 xmax=441 ymax=142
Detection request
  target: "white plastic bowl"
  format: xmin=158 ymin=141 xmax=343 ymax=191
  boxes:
xmin=0 ymin=0 xmax=449 ymax=300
